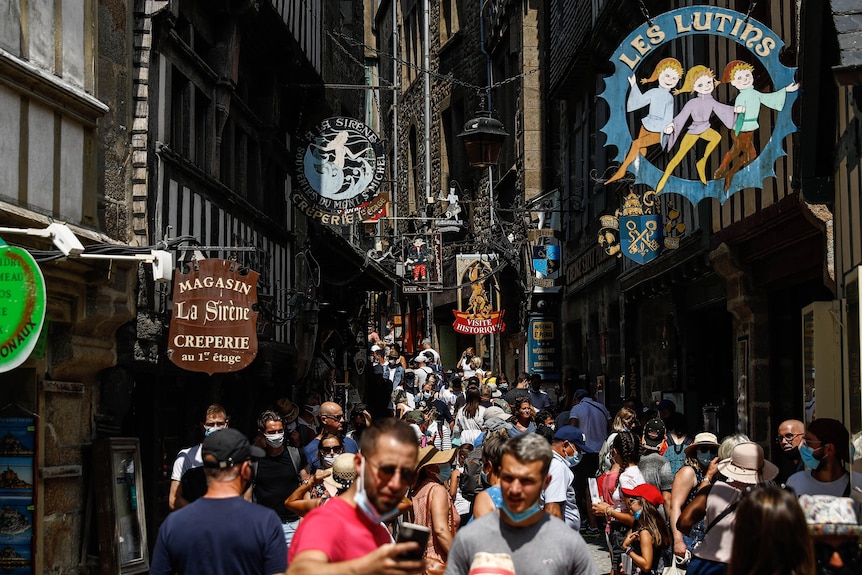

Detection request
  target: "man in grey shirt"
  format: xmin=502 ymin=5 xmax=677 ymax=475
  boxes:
xmin=445 ymin=433 xmax=597 ymax=575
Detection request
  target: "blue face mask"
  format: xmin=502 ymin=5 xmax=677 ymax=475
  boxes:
xmin=204 ymin=426 xmax=219 ymax=437
xmin=480 ymin=470 xmax=488 ymax=486
xmin=422 ymin=391 xmax=432 ymax=400
xmin=633 ymin=508 xmax=642 ymax=521
xmin=799 ymin=444 xmax=823 ymax=470
xmin=437 ymin=464 xmax=453 ymax=482
xmin=354 ymin=456 xmax=400 ymax=524
xmin=500 ymin=500 xmax=543 ymax=523
xmin=696 ymin=452 xmax=715 ymax=468
xmin=565 ymin=447 xmax=582 ymax=468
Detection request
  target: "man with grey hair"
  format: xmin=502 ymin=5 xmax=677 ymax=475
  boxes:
xmin=446 ymin=433 xmax=596 ymax=575
xmin=151 ymin=428 xmax=286 ymax=575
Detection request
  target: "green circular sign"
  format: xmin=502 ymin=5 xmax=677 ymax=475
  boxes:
xmin=0 ymin=245 xmax=46 ymax=372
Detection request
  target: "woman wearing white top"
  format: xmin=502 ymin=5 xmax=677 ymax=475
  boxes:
xmin=453 ymin=386 xmax=485 ymax=446
xmin=457 ymin=347 xmax=478 ymax=378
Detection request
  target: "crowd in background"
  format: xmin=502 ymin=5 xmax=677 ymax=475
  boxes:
xmin=158 ymin=333 xmax=862 ymax=575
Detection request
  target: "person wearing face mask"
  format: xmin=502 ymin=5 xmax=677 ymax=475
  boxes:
xmin=544 ymin=425 xmax=587 ymax=531
xmin=384 ymin=349 xmax=406 ymax=399
xmin=287 ymin=418 xmax=425 ymax=575
xmin=787 ymin=418 xmax=862 ymax=498
xmin=667 ymin=432 xmax=720 ymax=560
xmin=410 ymin=445 xmax=460 ymax=574
xmin=303 ymin=402 xmax=360 ymax=473
xmin=284 ymin=435 xmax=347 ymax=517
xmin=169 ymin=403 xmax=230 ymax=511
xmin=637 ymin=418 xmax=674 ymax=522
xmin=619 ymin=483 xmax=671 ymax=575
xmin=775 ymin=418 xmax=806 ymax=484
xmin=247 ymin=410 xmax=310 ymax=552
xmin=151 ymin=428 xmax=286 ymax=575
xmin=678 ymin=442 xmax=779 ymax=575
xmin=296 ymin=393 xmax=321 ymax=447
xmin=447 ymin=433 xmax=596 ymax=575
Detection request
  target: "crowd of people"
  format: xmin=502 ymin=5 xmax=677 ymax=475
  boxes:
xmin=152 ymin=339 xmax=862 ymax=575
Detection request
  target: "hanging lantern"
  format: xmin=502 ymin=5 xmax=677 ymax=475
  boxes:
xmin=458 ymin=111 xmax=508 ymax=168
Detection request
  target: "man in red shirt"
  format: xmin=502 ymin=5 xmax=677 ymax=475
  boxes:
xmin=287 ymin=418 xmax=423 ymax=575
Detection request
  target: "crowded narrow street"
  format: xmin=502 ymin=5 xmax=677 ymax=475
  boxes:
xmin=0 ymin=1 xmax=861 ymax=574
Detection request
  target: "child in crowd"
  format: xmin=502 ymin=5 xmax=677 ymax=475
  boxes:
xmin=620 ymin=483 xmax=671 ymax=575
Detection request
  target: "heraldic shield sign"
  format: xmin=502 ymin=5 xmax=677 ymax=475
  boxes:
xmin=599 ymin=189 xmax=676 ymax=265
xmin=599 ymin=6 xmax=798 ymax=204
xmin=620 ymin=213 xmax=663 ymax=265
xmin=293 ymin=117 xmax=388 ymax=226
xmin=168 ymin=259 xmax=260 ymax=375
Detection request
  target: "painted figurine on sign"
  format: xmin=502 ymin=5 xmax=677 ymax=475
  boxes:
xmin=606 ymin=57 xmax=684 ymax=184
xmin=713 ymin=60 xmax=799 ymax=192
xmin=657 ymin=65 xmax=738 ymax=192
xmin=405 ymin=236 xmax=430 ymax=282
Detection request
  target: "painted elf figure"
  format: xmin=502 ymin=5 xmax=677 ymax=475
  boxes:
xmin=713 ymin=60 xmax=799 ymax=192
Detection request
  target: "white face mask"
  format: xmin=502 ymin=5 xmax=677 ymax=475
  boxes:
xmin=307 ymin=405 xmax=320 ymax=417
xmin=264 ymin=432 xmax=284 ymax=448
xmin=321 ymin=454 xmax=337 ymax=468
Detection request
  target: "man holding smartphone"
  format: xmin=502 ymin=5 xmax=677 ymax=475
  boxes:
xmin=288 ymin=418 xmax=424 ymax=575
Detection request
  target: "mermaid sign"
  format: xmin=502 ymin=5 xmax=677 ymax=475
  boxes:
xmin=599 ymin=7 xmax=798 ymax=204
xmin=293 ymin=117 xmax=387 ymax=226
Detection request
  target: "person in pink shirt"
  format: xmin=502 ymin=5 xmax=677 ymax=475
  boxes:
xmin=288 ymin=419 xmax=423 ymax=575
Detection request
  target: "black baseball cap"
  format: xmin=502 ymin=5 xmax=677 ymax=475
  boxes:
xmin=202 ymin=428 xmax=265 ymax=469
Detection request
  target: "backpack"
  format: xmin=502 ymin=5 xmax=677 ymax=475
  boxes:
xmin=460 ymin=444 xmax=485 ymax=504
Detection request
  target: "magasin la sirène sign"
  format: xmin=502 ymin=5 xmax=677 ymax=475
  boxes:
xmin=167 ymin=259 xmax=259 ymax=375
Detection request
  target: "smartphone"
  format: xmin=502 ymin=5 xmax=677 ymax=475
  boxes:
xmin=396 ymin=522 xmax=430 ymax=560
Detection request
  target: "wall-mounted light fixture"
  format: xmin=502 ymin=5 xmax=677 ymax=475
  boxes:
xmin=0 ymin=223 xmax=174 ymax=283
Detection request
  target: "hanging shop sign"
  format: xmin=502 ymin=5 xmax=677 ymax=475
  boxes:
xmin=294 ymin=116 xmax=387 ymax=226
xmin=0 ymin=241 xmax=46 ymax=373
xmin=401 ymin=232 xmax=443 ymax=294
xmin=453 ymin=254 xmax=505 ymax=334
xmin=167 ymin=258 xmax=259 ymax=375
xmin=599 ymin=6 xmax=798 ymax=204
xmin=526 ymin=316 xmax=560 ymax=381
xmin=598 ymin=189 xmax=681 ymax=265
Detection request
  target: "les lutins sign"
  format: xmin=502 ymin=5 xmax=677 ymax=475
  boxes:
xmin=0 ymin=240 xmax=46 ymax=373
xmin=167 ymin=259 xmax=259 ymax=375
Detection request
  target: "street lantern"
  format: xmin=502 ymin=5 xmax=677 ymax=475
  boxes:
xmin=458 ymin=110 xmax=508 ymax=168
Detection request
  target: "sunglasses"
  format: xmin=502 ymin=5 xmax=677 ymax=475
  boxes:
xmin=367 ymin=458 xmax=417 ymax=484
xmin=321 ymin=414 xmax=345 ymax=421
xmin=319 ymin=445 xmax=344 ymax=454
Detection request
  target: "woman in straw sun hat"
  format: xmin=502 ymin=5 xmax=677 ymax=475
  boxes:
xmin=669 ymin=431 xmax=721 ymax=558
xmin=678 ymin=441 xmax=779 ymax=575
xmin=410 ymin=445 xmax=459 ymax=575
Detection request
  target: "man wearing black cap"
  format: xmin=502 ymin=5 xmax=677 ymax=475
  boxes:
xmin=545 ymin=425 xmax=587 ymax=531
xmin=637 ymin=418 xmax=673 ymax=519
xmin=151 ymin=428 xmax=286 ymax=575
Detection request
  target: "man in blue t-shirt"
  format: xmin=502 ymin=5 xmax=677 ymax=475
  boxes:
xmin=151 ymin=428 xmax=286 ymax=575
xmin=303 ymin=402 xmax=359 ymax=472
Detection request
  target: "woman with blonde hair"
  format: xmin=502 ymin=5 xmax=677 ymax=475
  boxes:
xmin=607 ymin=57 xmax=684 ymax=184
xmin=657 ymin=65 xmax=738 ymax=192
xmin=599 ymin=407 xmax=639 ymax=474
